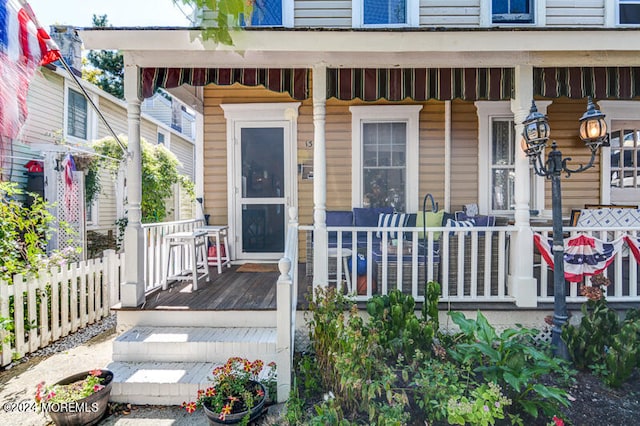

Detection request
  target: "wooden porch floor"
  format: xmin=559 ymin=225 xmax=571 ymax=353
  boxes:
xmin=137 ymin=263 xmax=312 ymax=311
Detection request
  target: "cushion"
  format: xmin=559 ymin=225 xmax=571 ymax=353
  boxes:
xmin=326 ymin=210 xmax=354 ymax=227
xmin=456 ymin=212 xmax=496 ymax=227
xmin=446 ymin=218 xmax=474 ymax=236
xmin=353 ymin=207 xmax=394 ymax=227
xmin=416 ymin=210 xmax=445 ymax=239
xmin=376 ymin=213 xmax=408 ymax=239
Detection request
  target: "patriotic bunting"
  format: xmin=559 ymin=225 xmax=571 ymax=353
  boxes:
xmin=624 ymin=235 xmax=640 ymax=265
xmin=533 ymin=233 xmax=625 ymax=282
xmin=0 ymin=0 xmax=60 ymax=138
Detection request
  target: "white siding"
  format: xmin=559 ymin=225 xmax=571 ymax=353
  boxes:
xmin=171 ymin=136 xmax=195 ymax=179
xmin=420 ymin=0 xmax=481 ymax=27
xmin=23 ymin=69 xmax=65 ymax=146
xmin=546 ymin=0 xmax=605 ymax=27
xmin=295 ymin=0 xmax=352 ymax=27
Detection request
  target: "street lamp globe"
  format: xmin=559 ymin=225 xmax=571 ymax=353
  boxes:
xmin=579 ymin=97 xmax=608 ymax=150
xmin=522 ymin=100 xmax=550 ymax=157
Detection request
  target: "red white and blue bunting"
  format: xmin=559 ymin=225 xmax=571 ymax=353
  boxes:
xmin=533 ymin=233 xmax=625 ymax=282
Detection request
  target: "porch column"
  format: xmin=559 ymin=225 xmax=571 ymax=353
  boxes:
xmin=312 ymin=64 xmax=328 ymax=287
xmin=120 ymin=56 xmax=145 ymax=307
xmin=509 ymin=65 xmax=537 ymax=307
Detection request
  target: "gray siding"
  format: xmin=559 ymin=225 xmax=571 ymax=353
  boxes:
xmin=420 ymin=0 xmax=481 ymax=27
xmin=546 ymin=0 xmax=605 ymax=27
xmin=295 ymin=0 xmax=352 ymax=27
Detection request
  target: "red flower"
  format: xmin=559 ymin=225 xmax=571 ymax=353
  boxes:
xmin=256 ymin=388 xmax=265 ymax=397
xmin=205 ymin=387 xmax=216 ymax=397
xmin=93 ymin=384 xmax=105 ymax=392
xmin=553 ymin=415 xmax=565 ymax=426
xmin=182 ymin=401 xmax=197 ymax=413
xmin=89 ymin=369 xmax=102 ymax=377
xmin=219 ymin=403 xmax=232 ymax=421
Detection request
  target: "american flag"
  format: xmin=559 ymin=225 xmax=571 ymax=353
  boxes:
xmin=0 ymin=0 xmax=61 ymax=139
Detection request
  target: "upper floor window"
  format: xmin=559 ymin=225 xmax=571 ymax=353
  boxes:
xmin=67 ymin=88 xmax=87 ymax=139
xmin=365 ymin=0 xmax=406 ymax=25
xmin=619 ymin=0 xmax=640 ymax=24
xmin=251 ymin=0 xmax=282 ymax=26
xmin=354 ymin=0 xmax=418 ymax=28
xmin=492 ymin=0 xmax=534 ymax=24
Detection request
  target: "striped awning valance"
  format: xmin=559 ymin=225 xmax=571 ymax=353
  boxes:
xmin=140 ymin=68 xmax=309 ymax=100
xmin=534 ymin=67 xmax=640 ymax=99
xmin=327 ymin=68 xmax=514 ymax=101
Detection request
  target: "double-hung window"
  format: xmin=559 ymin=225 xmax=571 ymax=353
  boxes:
xmin=492 ymin=0 xmax=534 ymax=24
xmin=619 ymin=0 xmax=640 ymax=25
xmin=609 ymin=123 xmax=640 ymax=201
xmin=67 ymin=88 xmax=88 ymax=140
xmin=350 ymin=106 xmax=421 ymax=212
xmin=490 ymin=118 xmax=518 ymax=212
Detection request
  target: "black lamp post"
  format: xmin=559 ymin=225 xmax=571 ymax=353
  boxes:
xmin=521 ymin=97 xmax=608 ymax=359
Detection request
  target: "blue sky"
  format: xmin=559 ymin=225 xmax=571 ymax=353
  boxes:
xmin=28 ymin=0 xmax=193 ymax=30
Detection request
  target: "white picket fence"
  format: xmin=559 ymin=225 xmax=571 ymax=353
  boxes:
xmin=0 ymin=249 xmax=124 ymax=366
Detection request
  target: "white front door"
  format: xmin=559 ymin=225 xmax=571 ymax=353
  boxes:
xmin=221 ymin=103 xmax=300 ymax=261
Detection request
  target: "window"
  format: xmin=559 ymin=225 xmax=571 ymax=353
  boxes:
xmin=157 ymin=132 xmax=165 ymax=145
xmin=354 ymin=0 xmax=418 ymax=27
xmin=476 ymin=101 xmax=544 ymax=215
xmin=364 ymin=0 xmax=406 ymax=25
xmin=492 ymin=0 xmax=534 ymax=24
xmin=250 ymin=0 xmax=282 ymax=26
xmin=619 ymin=0 xmax=640 ymax=24
xmin=609 ymin=123 xmax=640 ymax=197
xmin=598 ymin=101 xmax=640 ymax=204
xmin=350 ymin=105 xmax=421 ymax=212
xmin=86 ymin=199 xmax=97 ymax=226
xmin=67 ymin=89 xmax=87 ymax=139
xmin=491 ymin=119 xmax=517 ymax=212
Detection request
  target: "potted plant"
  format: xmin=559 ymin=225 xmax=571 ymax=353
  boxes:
xmin=34 ymin=369 xmax=113 ymax=426
xmin=182 ymin=357 xmax=276 ymax=425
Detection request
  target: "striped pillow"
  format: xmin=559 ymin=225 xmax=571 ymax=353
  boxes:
xmin=376 ymin=213 xmax=408 ymax=239
xmin=446 ymin=218 xmax=474 ymax=236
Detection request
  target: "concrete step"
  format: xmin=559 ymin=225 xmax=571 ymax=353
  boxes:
xmin=112 ymin=326 xmax=277 ymax=363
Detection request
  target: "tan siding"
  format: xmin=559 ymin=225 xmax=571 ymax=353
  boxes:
xmin=545 ymin=0 xmax=604 ymax=27
xmin=545 ymin=98 xmax=602 ymax=214
xmin=170 ymin=136 xmax=195 ymax=178
xmin=95 ymin=98 xmax=128 ymax=140
xmin=450 ymin=100 xmax=479 ymax=212
xmin=295 ymin=0 xmax=352 ymax=27
xmin=23 ymin=69 xmax=65 ymax=145
xmin=420 ymin=0 xmax=480 ymax=27
xmin=418 ymin=101 xmax=446 ymax=212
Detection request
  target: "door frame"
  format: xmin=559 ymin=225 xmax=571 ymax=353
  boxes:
xmin=221 ymin=102 xmax=300 ymax=261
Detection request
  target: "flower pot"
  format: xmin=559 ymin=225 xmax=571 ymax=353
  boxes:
xmin=202 ymin=381 xmax=266 ymax=425
xmin=47 ymin=369 xmax=113 ymax=426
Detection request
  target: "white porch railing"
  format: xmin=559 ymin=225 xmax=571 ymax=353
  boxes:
xmin=0 ymin=250 xmax=123 ymax=366
xmin=304 ymin=225 xmax=514 ymax=302
xmin=533 ymin=226 xmax=640 ymax=303
xmin=276 ymin=208 xmax=299 ymax=403
xmin=141 ymin=218 xmax=205 ymax=293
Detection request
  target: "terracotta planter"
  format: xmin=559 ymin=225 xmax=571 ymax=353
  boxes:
xmin=202 ymin=381 xmax=266 ymax=425
xmin=47 ymin=369 xmax=113 ymax=426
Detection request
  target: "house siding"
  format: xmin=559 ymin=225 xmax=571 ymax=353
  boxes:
xmin=420 ymin=0 xmax=481 ymax=27
xmin=544 ymin=98 xmax=601 ymax=214
xmin=545 ymin=0 xmax=605 ymax=27
xmin=295 ymin=0 xmax=352 ymax=28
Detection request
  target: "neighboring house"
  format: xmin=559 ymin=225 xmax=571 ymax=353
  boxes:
xmin=77 ymin=1 xmax=640 ymax=405
xmin=7 ymin=26 xmax=198 ymax=257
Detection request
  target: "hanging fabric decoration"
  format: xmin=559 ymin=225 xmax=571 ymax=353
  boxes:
xmin=533 ymin=233 xmax=625 ymax=282
xmin=624 ymin=235 xmax=640 ymax=265
xmin=61 ymin=153 xmax=76 ymax=215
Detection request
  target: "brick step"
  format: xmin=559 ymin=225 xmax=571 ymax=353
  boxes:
xmin=112 ymin=326 xmax=277 ymax=363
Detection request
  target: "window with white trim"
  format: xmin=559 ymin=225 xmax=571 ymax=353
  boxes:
xmin=67 ymin=88 xmax=88 ymax=139
xmin=609 ymin=122 xmax=640 ymax=199
xmin=353 ymin=0 xmax=418 ymax=27
xmin=350 ymin=105 xmax=421 ymax=212
xmin=619 ymin=0 xmax=640 ymax=24
xmin=86 ymin=199 xmax=98 ymax=226
xmin=476 ymin=101 xmax=544 ymax=215
xmin=597 ymin=101 xmax=640 ymax=204
xmin=492 ymin=0 xmax=534 ymax=24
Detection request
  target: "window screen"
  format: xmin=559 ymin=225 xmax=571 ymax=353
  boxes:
xmin=620 ymin=1 xmax=640 ymax=24
xmin=492 ymin=0 xmax=534 ymax=23
xmin=67 ymin=89 xmax=87 ymax=139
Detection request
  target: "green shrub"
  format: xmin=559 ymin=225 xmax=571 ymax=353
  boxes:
xmin=448 ymin=311 xmax=572 ymax=420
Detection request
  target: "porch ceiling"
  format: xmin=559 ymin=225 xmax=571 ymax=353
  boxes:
xmin=80 ymin=29 xmax=640 ymax=69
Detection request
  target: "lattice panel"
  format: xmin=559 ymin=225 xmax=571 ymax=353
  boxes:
xmin=54 ymin=170 xmax=85 ymax=261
